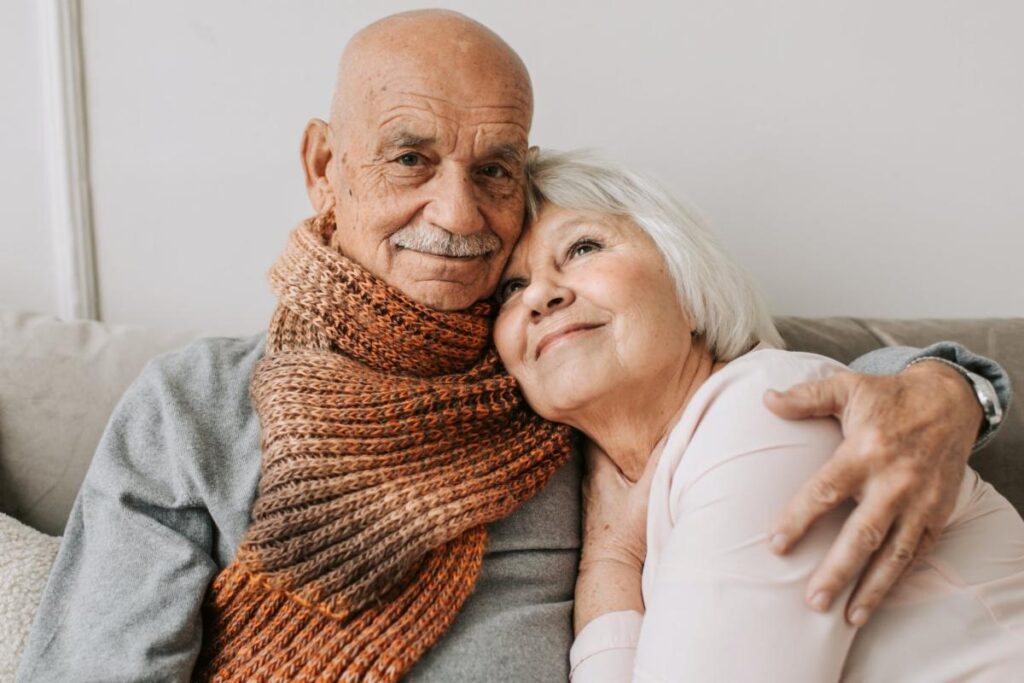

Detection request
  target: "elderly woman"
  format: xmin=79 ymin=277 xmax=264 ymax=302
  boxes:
xmin=493 ymin=151 xmax=1024 ymax=681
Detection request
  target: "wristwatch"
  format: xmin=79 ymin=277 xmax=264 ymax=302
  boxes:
xmin=908 ymin=357 xmax=1004 ymax=431
xmin=963 ymin=368 xmax=1004 ymax=430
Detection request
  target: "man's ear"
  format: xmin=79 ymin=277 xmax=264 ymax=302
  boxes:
xmin=301 ymin=118 xmax=336 ymax=213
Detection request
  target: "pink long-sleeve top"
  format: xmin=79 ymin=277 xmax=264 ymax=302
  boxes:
xmin=570 ymin=349 xmax=1024 ymax=682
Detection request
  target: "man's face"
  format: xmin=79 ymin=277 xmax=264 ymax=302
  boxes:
xmin=319 ymin=65 xmax=531 ymax=310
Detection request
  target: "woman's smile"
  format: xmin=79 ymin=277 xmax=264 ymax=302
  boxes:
xmin=534 ymin=322 xmax=606 ymax=359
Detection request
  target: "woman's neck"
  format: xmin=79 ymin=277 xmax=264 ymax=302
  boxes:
xmin=571 ymin=339 xmax=723 ymax=481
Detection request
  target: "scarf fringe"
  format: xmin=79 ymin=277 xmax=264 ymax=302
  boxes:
xmin=197 ymin=528 xmax=488 ymax=682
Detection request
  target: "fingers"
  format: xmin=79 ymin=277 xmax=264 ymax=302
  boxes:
xmin=843 ymin=515 xmax=928 ymax=625
xmin=764 ymin=372 xmax=854 ymax=420
xmin=803 ymin=488 xmax=903 ymax=614
xmin=769 ymin=450 xmax=862 ymax=555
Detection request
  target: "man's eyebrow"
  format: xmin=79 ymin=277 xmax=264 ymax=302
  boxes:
xmin=485 ymin=143 xmax=526 ymax=164
xmin=379 ymin=131 xmax=436 ymax=150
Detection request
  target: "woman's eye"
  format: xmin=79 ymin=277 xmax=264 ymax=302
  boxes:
xmin=498 ymin=278 xmax=525 ymax=303
xmin=568 ymin=239 xmax=601 ymax=259
xmin=396 ymin=153 xmax=422 ymax=166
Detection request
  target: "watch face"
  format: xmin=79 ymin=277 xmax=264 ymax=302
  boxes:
xmin=967 ymin=371 xmax=1003 ymax=427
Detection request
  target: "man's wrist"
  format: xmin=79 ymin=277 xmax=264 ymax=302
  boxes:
xmin=904 ymin=358 xmax=985 ymax=437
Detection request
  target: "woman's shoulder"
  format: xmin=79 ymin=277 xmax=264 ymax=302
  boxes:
xmin=652 ymin=348 xmax=850 ymax=560
xmin=721 ymin=347 xmax=847 ymax=388
xmin=691 ymin=347 xmax=847 ymax=417
xmin=664 ymin=348 xmax=847 ymax=485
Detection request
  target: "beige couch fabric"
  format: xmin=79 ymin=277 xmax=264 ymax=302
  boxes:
xmin=0 ymin=513 xmax=59 ymax=683
xmin=0 ymin=311 xmax=199 ymax=535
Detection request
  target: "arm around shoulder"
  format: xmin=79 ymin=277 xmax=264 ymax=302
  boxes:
xmin=850 ymin=341 xmax=1011 ymax=450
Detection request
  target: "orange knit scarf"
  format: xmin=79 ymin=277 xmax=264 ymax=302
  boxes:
xmin=194 ymin=216 xmax=572 ymax=682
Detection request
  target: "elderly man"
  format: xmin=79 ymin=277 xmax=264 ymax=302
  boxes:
xmin=18 ymin=10 xmax=1009 ymax=682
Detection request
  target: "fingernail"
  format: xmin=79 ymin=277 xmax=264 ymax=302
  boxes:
xmin=769 ymin=533 xmax=788 ymax=553
xmin=809 ymin=591 xmax=832 ymax=611
xmin=849 ymin=607 xmax=869 ymax=626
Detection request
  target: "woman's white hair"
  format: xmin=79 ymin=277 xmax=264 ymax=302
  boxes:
xmin=526 ymin=149 xmax=784 ymax=360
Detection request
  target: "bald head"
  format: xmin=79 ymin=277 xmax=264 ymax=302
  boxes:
xmin=331 ymin=10 xmax=532 ymax=130
xmin=300 ymin=10 xmax=535 ymax=310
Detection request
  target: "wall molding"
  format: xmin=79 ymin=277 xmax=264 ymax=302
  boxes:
xmin=39 ymin=0 xmax=99 ymax=321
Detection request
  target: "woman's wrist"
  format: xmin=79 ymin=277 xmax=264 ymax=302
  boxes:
xmin=574 ymin=557 xmax=645 ymax=636
xmin=580 ymin=532 xmax=646 ymax=572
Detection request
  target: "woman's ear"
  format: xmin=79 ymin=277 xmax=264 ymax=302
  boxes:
xmin=300 ymin=118 xmax=336 ymax=214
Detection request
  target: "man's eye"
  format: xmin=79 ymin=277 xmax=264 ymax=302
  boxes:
xmin=497 ymin=278 xmax=525 ymax=303
xmin=479 ymin=164 xmax=509 ymax=179
xmin=568 ymin=239 xmax=601 ymax=259
xmin=396 ymin=153 xmax=422 ymax=166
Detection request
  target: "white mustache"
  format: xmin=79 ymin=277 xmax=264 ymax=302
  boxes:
xmin=389 ymin=224 xmax=501 ymax=258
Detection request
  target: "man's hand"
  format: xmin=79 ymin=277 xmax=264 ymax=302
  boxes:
xmin=763 ymin=361 xmax=982 ymax=627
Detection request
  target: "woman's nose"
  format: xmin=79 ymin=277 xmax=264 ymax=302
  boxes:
xmin=522 ymin=277 xmax=574 ymax=317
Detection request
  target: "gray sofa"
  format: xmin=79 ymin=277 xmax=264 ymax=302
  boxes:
xmin=1 ymin=311 xmax=1021 ymax=535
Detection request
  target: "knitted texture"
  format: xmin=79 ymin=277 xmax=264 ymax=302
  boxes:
xmin=195 ymin=216 xmax=573 ymax=682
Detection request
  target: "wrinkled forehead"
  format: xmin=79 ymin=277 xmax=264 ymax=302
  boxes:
xmin=373 ymin=90 xmax=528 ymax=150
xmin=340 ymin=47 xmax=532 ymax=128
xmin=503 ymin=205 xmax=646 ymax=276
xmin=501 ymin=204 xmax=573 ymax=274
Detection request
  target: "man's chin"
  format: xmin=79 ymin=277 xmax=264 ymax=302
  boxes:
xmin=389 ymin=252 xmax=498 ymax=310
xmin=401 ymin=279 xmax=491 ymax=311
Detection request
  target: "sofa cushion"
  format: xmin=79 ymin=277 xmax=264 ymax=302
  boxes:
xmin=0 ymin=513 xmax=60 ymax=679
xmin=0 ymin=311 xmax=199 ymax=535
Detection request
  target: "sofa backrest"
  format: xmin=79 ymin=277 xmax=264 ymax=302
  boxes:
xmin=0 ymin=311 xmax=200 ymax=535
xmin=1 ymin=311 xmax=1021 ymax=535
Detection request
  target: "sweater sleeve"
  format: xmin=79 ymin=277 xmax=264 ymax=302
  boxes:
xmin=569 ymin=610 xmax=643 ymax=682
xmin=15 ymin=360 xmax=219 ymax=683
xmin=634 ymin=353 xmax=859 ymax=681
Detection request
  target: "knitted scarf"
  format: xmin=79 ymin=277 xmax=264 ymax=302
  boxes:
xmin=196 ymin=216 xmax=573 ymax=682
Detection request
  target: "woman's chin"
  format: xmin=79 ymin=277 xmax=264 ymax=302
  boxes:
xmin=523 ymin=385 xmax=603 ymax=429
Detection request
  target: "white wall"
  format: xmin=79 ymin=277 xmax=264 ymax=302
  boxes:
xmin=4 ymin=0 xmax=1023 ymax=335
xmin=0 ymin=0 xmax=54 ymax=316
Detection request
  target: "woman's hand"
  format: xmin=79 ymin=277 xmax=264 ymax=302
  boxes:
xmin=575 ymin=440 xmax=661 ymax=635
xmin=580 ymin=440 xmax=658 ymax=571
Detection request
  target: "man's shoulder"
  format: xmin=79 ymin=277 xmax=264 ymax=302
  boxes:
xmin=135 ymin=333 xmax=266 ymax=406
xmin=103 ymin=333 xmax=265 ymax=455
xmin=88 ymin=333 xmax=266 ymax=515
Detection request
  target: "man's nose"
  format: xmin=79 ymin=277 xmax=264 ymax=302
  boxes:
xmin=523 ymin=276 xmax=574 ymax=318
xmin=422 ymin=166 xmax=486 ymax=235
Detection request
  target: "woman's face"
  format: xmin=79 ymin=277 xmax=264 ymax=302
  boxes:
xmin=494 ymin=203 xmax=694 ymax=423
